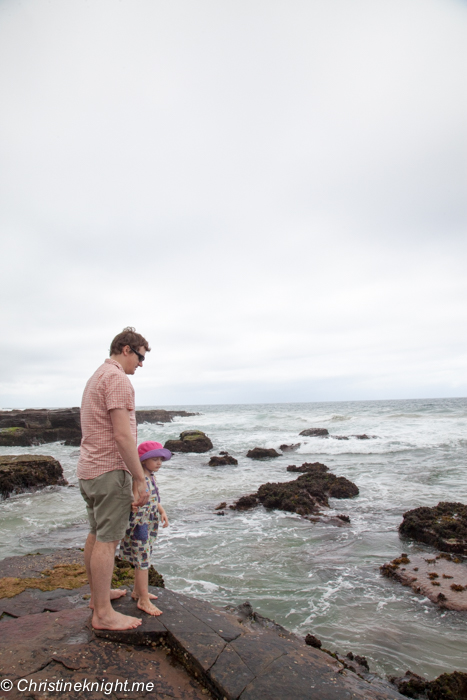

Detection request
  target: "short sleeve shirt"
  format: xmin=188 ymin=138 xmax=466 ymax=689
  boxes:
xmin=77 ymin=359 xmax=137 ymax=479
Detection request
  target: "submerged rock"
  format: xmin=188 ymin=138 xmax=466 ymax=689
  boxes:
xmin=399 ymin=502 xmax=467 ymax=555
xmin=231 ymin=463 xmax=359 ymax=516
xmin=380 ymin=552 xmax=467 ymax=611
xmin=0 ymin=455 xmax=68 ymax=499
xmin=279 ymin=443 xmax=301 ymax=451
xmin=299 ymin=427 xmax=329 ymax=437
xmin=246 ymin=447 xmax=281 ymax=459
xmin=164 ymin=430 xmax=213 ymax=453
xmin=209 ymin=454 xmax=238 ymax=466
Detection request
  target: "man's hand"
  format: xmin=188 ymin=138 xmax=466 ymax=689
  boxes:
xmin=132 ymin=478 xmax=149 ymax=508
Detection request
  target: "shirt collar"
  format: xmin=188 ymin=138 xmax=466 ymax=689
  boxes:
xmin=105 ymin=358 xmax=125 ymax=373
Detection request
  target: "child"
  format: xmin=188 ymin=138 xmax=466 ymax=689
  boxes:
xmin=119 ymin=440 xmax=171 ymax=616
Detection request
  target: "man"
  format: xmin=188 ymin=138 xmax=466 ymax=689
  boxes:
xmin=77 ymin=327 xmax=150 ymax=630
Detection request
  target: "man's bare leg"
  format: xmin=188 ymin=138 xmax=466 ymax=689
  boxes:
xmin=90 ymin=540 xmax=142 ymax=630
xmin=84 ymin=532 xmax=127 ymax=609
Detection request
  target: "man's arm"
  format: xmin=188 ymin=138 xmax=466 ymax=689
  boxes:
xmin=110 ymin=408 xmax=148 ymax=507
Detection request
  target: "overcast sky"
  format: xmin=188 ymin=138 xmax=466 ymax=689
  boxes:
xmin=0 ymin=0 xmax=466 ymax=407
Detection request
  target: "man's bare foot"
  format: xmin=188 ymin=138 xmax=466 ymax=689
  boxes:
xmin=131 ymin=591 xmax=158 ymax=601
xmin=89 ymin=589 xmax=127 ymax=609
xmin=92 ymin=610 xmax=142 ymax=630
xmin=136 ymin=598 xmax=163 ymax=616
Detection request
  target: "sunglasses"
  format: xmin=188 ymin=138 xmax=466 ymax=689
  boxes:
xmin=130 ymin=346 xmax=145 ymax=363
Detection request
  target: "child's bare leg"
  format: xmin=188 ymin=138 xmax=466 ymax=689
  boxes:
xmin=131 ymin=568 xmax=158 ymax=601
xmin=132 ymin=568 xmax=162 ymax=615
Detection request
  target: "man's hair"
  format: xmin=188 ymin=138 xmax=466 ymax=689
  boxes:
xmin=109 ymin=327 xmax=151 ymax=356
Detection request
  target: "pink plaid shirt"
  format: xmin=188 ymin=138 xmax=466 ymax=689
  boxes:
xmin=77 ymin=359 xmax=137 ymax=479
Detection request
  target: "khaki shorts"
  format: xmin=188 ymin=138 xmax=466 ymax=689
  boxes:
xmin=79 ymin=469 xmax=133 ymax=543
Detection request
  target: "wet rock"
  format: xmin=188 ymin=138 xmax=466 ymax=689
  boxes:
xmin=353 ymin=434 xmax=376 ymax=440
xmin=0 ymin=408 xmax=82 ymax=447
xmin=380 ymin=552 xmax=467 ymax=611
xmin=299 ymin=427 xmax=329 ymax=437
xmin=230 ymin=494 xmax=259 ymax=510
xmin=337 ymin=514 xmax=351 ymax=523
xmin=136 ymin=409 xmax=198 ymax=424
xmin=231 ymin=463 xmax=358 ymax=516
xmin=399 ymin=502 xmax=467 ymax=555
xmin=287 ymin=461 xmax=328 ymax=473
xmin=0 ymin=455 xmax=68 ymax=499
xmin=390 ymin=669 xmax=467 ymax=700
xmin=215 ymin=502 xmax=227 ymax=510
xmin=346 ymin=652 xmax=370 ymax=672
xmin=279 ymin=443 xmax=301 ymax=452
xmin=305 ymin=634 xmax=322 ymax=648
xmin=333 ymin=435 xmax=350 ymax=440
xmin=164 ymin=430 xmax=213 ymax=453
xmin=246 ymin=447 xmax=281 ymax=459
xmin=209 ymin=454 xmax=238 ymax=466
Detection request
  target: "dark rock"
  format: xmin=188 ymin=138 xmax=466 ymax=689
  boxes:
xmin=0 ymin=408 xmax=80 ymax=430
xmin=346 ymin=652 xmax=370 ymax=671
xmin=0 ymin=408 xmax=200 ymax=447
xmin=390 ymin=670 xmax=467 ymax=699
xmin=0 ymin=427 xmax=82 ymax=447
xmin=136 ymin=409 xmax=198 ymax=424
xmin=353 ymin=434 xmax=376 ymax=440
xmin=399 ymin=502 xmax=467 ymax=555
xmin=230 ymin=494 xmax=259 ymax=510
xmin=246 ymin=447 xmax=281 ymax=459
xmin=287 ymin=461 xmax=328 ymax=473
xmin=333 ymin=435 xmax=350 ymax=440
xmin=215 ymin=502 xmax=227 ymax=510
xmin=216 ymin=511 xmax=225 ymax=515
xmin=164 ymin=430 xmax=213 ymax=453
xmin=390 ymin=670 xmax=428 ymax=698
xmin=305 ymin=633 xmax=322 ymax=648
xmin=209 ymin=454 xmax=238 ymax=466
xmin=219 ymin=451 xmax=228 ymax=455
xmin=299 ymin=427 xmax=329 ymax=437
xmin=0 ymin=455 xmax=68 ymax=499
xmin=0 ymin=408 xmax=82 ymax=447
xmin=231 ymin=463 xmax=358 ymax=516
xmin=337 ymin=514 xmax=351 ymax=523
xmin=279 ymin=443 xmax=301 ymax=451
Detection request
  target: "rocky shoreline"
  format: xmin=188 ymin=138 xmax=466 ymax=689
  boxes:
xmin=0 ymin=408 xmax=198 ymax=448
xmin=0 ymin=548 xmax=410 ymax=700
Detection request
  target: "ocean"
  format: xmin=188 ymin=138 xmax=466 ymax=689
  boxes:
xmin=1 ymin=398 xmax=466 ymax=680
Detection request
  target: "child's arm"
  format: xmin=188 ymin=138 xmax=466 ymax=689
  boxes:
xmin=158 ymin=503 xmax=169 ymax=528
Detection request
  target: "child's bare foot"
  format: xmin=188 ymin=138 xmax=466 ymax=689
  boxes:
xmin=92 ymin=610 xmax=142 ymax=630
xmin=131 ymin=591 xmax=158 ymax=601
xmin=89 ymin=589 xmax=127 ymax=609
xmin=136 ymin=597 xmax=163 ymax=616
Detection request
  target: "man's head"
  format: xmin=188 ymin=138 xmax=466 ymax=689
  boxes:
xmin=109 ymin=327 xmax=151 ymax=375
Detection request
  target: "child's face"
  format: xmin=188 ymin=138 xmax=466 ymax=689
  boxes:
xmin=143 ymin=457 xmax=163 ymax=472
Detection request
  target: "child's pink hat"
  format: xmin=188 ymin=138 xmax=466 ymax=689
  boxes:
xmin=138 ymin=440 xmax=172 ymax=462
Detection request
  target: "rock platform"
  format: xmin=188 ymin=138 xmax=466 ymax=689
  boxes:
xmin=380 ymin=552 xmax=467 ymax=611
xmin=0 ymin=550 xmax=407 ymax=700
